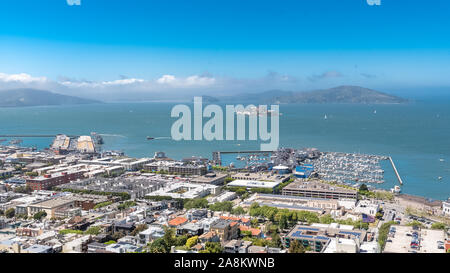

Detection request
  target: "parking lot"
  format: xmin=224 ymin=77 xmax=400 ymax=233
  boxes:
xmin=383 ymin=225 xmax=446 ymax=253
xmin=420 ymin=229 xmax=446 ymax=253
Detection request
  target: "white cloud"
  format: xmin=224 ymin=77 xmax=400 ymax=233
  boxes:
xmin=0 ymin=72 xmax=48 ymax=83
xmin=60 ymin=78 xmax=145 ymax=88
xmin=66 ymin=0 xmax=81 ymax=6
xmin=156 ymin=74 xmax=216 ymax=87
xmin=156 ymin=74 xmax=177 ymax=84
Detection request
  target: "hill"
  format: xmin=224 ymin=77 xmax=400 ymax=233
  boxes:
xmin=0 ymin=89 xmax=100 ymax=107
xmin=271 ymin=86 xmax=408 ymax=104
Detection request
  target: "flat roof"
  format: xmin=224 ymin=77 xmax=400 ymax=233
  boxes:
xmin=227 ymin=179 xmax=281 ymax=189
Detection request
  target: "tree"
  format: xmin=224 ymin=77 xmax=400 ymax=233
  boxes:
xmin=204 ymin=242 xmax=223 ymax=253
xmin=186 ymin=236 xmax=199 ymax=248
xmin=5 ymin=208 xmax=15 ymax=218
xmin=320 ymin=214 xmax=334 ymax=224
xmin=289 ymin=240 xmax=306 ymax=253
xmin=407 ymin=220 xmax=424 ymax=228
xmin=209 ymin=201 xmax=233 ymax=212
xmin=13 ymin=185 xmax=33 ymax=194
xmin=431 ymin=222 xmax=447 ymax=230
xmin=163 ymin=227 xmax=176 ymax=248
xmin=111 ymin=231 xmax=125 ymax=241
xmin=148 ymin=238 xmax=168 ymax=253
xmin=184 ymin=198 xmax=208 ymax=210
xmin=131 ymin=224 xmax=148 ymax=236
xmin=85 ymin=226 xmax=102 ymax=235
xmin=232 ymin=206 xmax=246 ymax=215
xmin=33 ymin=211 xmax=47 ymax=221
xmin=359 ymin=184 xmax=369 ymax=192
xmin=378 ymin=221 xmax=396 ymax=250
xmin=175 ymin=235 xmax=188 ymax=246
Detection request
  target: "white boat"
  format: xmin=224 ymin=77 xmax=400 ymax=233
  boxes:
xmin=324 ymin=115 xmax=328 ymax=120
xmin=391 ymin=185 xmax=401 ymax=193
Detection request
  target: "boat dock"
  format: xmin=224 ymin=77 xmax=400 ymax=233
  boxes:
xmin=389 ymin=156 xmax=404 ymax=185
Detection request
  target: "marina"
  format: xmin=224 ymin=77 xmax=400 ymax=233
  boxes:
xmin=311 ymin=152 xmax=388 ymax=185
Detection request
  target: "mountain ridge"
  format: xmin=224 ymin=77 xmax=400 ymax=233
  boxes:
xmin=0 ymin=88 xmax=101 ymax=107
xmin=205 ymin=86 xmax=408 ymax=104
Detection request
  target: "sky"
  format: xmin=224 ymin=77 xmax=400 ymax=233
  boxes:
xmin=0 ymin=0 xmax=449 ymax=101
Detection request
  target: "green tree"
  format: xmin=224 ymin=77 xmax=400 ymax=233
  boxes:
xmin=431 ymin=222 xmax=447 ymax=230
xmin=175 ymin=235 xmax=188 ymax=246
xmin=33 ymin=211 xmax=47 ymax=221
xmin=85 ymin=226 xmax=102 ymax=235
xmin=184 ymin=198 xmax=208 ymax=210
xmin=186 ymin=236 xmax=199 ymax=248
xmin=209 ymin=201 xmax=233 ymax=212
xmin=359 ymin=184 xmax=369 ymax=192
xmin=407 ymin=220 xmax=424 ymax=228
xmin=204 ymin=242 xmax=223 ymax=253
xmin=320 ymin=214 xmax=334 ymax=224
xmin=378 ymin=221 xmax=396 ymax=250
xmin=289 ymin=240 xmax=306 ymax=253
xmin=232 ymin=206 xmax=246 ymax=215
xmin=163 ymin=227 xmax=176 ymax=248
xmin=5 ymin=208 xmax=15 ymax=218
xmin=148 ymin=238 xmax=168 ymax=253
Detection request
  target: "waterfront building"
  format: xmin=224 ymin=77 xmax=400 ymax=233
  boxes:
xmin=282 ymin=179 xmax=358 ymax=200
xmin=443 ymin=198 xmax=450 ymax=216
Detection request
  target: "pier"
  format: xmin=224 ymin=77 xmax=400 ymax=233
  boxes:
xmin=389 ymin=156 xmax=404 ymax=185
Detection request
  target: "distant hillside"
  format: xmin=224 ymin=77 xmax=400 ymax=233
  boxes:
xmin=204 ymin=86 xmax=407 ymax=104
xmin=271 ymin=86 xmax=408 ymax=104
xmin=0 ymin=89 xmax=100 ymax=107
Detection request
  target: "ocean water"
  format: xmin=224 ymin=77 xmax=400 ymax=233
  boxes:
xmin=0 ymin=101 xmax=449 ymax=200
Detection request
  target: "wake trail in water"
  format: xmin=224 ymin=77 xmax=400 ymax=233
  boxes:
xmin=99 ymin=134 xmax=127 ymax=138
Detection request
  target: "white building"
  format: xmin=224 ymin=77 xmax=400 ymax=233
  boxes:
xmin=443 ymin=198 xmax=450 ymax=216
xmin=354 ymin=200 xmax=380 ymax=217
xmin=146 ymin=182 xmax=220 ymax=199
xmin=138 ymin=226 xmax=165 ymax=245
xmin=322 ymin=238 xmax=359 ymax=253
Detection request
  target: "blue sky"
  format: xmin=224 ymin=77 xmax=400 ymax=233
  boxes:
xmin=0 ymin=0 xmax=449 ymax=100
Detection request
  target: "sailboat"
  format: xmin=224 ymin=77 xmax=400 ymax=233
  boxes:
xmin=374 ymin=110 xmax=377 ymax=114
xmin=324 ymin=115 xmax=328 ymax=120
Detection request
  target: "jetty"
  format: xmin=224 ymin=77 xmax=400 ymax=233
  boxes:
xmin=389 ymin=156 xmax=404 ymax=185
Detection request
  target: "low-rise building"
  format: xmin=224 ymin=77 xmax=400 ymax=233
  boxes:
xmin=27 ymin=198 xmax=76 ymax=219
xmin=210 ymin=219 xmax=239 ymax=241
xmin=282 ymin=179 xmax=358 ymax=200
xmin=443 ymin=198 xmax=450 ymax=216
xmin=284 ymin=223 xmax=366 ymax=253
